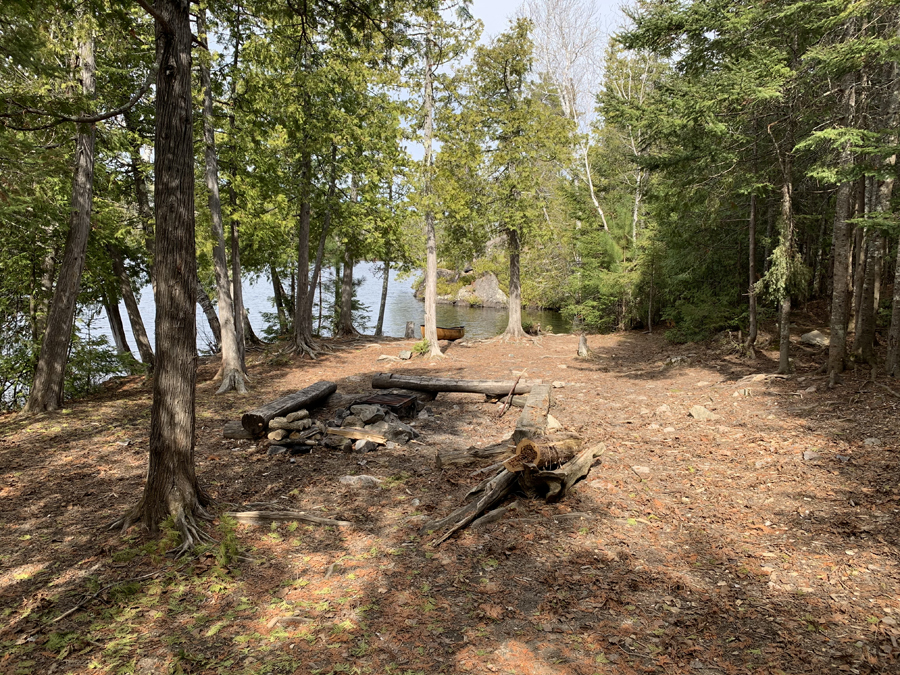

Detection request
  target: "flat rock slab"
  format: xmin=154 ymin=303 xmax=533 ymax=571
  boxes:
xmin=514 ymin=384 xmax=552 ymax=443
xmin=689 ymin=405 xmax=721 ymax=421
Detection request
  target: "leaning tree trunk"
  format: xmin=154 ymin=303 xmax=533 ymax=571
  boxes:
xmin=109 ymin=245 xmax=154 ymax=371
xmin=102 ymin=289 xmax=132 ymax=356
xmin=504 ymin=226 xmax=527 ymax=340
xmin=114 ymin=0 xmax=211 ymax=552
xmin=422 ymin=24 xmax=442 ymax=358
xmin=196 ymin=278 xmax=221 ymax=352
xmin=375 ymin=260 xmax=390 ymax=337
xmin=271 ymin=265 xmax=289 ymax=333
xmin=23 ymin=29 xmax=96 ymax=415
xmin=199 ymin=9 xmax=245 ymax=394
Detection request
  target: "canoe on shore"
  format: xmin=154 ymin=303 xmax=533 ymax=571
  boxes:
xmin=420 ymin=325 xmax=466 ymax=341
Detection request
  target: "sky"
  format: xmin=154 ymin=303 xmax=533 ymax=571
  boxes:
xmin=469 ymin=0 xmax=627 ymax=44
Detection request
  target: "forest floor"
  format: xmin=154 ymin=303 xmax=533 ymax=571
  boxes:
xmin=1 ymin=320 xmax=900 ymax=675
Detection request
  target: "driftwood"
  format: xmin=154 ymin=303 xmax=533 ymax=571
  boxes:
xmin=519 ymin=443 xmax=604 ymax=502
xmin=503 ymin=436 xmax=582 ymax=473
xmin=223 ymin=421 xmax=254 ymax=440
xmin=225 ymin=510 xmax=352 ymax=527
xmin=372 ymin=372 xmax=534 ymax=397
xmin=242 ymin=380 xmax=337 ymax=436
xmin=325 ymin=427 xmax=387 ymax=444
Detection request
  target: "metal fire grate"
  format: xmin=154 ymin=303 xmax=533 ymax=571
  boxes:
xmin=354 ymin=393 xmax=418 ymax=419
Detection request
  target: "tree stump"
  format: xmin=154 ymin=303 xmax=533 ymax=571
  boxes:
xmin=503 ymin=436 xmax=582 ymax=473
xmin=405 ymin=321 xmax=416 ymax=338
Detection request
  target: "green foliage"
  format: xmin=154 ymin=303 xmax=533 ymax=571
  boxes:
xmin=411 ymin=339 xmax=430 ymax=356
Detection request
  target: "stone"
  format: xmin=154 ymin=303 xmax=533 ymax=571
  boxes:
xmin=338 ymin=475 xmax=382 ymax=489
xmin=353 ymin=439 xmax=377 ymax=454
xmin=546 ymin=414 xmax=563 ymax=431
xmin=267 ymin=445 xmax=288 ymax=456
xmin=656 ymin=404 xmax=671 ymax=415
xmin=340 ymin=439 xmax=353 ymax=453
xmin=632 ymin=465 xmax=650 ymax=475
xmin=377 ymin=354 xmax=400 ymax=361
xmin=398 ymin=350 xmax=413 ymax=360
xmin=286 ymin=410 xmax=309 ymax=423
xmin=472 ymin=272 xmax=508 ymax=308
xmin=800 ymin=330 xmax=829 ymax=347
xmin=350 ymin=405 xmax=385 ymax=425
xmin=342 ymin=415 xmax=364 ymax=428
xmin=365 ymin=419 xmax=418 ymax=444
xmin=802 ymin=450 xmax=821 ymax=461
xmin=689 ymin=405 xmax=721 ymax=421
xmin=664 ymin=427 xmax=676 ymax=433
xmin=864 ymin=437 xmax=882 ymax=446
xmin=552 ymin=381 xmax=566 ymax=388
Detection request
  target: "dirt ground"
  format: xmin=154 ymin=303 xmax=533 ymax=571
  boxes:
xmin=1 ymin=324 xmax=899 ymax=675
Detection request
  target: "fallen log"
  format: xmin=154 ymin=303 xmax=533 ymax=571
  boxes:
xmin=519 ymin=443 xmax=604 ymax=502
xmin=372 ymin=372 xmax=534 ymax=397
xmin=225 ymin=510 xmax=352 ymax=527
xmin=437 ymin=440 xmax=515 ymax=467
xmin=485 ymin=394 xmax=527 ymax=408
xmin=503 ymin=436 xmax=583 ymax=473
xmin=325 ymin=427 xmax=387 ymax=444
xmin=427 ymin=469 xmax=519 ymax=545
xmin=223 ymin=421 xmax=254 ymax=440
xmin=241 ymin=380 xmax=337 ymax=436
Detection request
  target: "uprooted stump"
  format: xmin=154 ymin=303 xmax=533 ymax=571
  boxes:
xmin=424 ymin=441 xmax=604 ymax=544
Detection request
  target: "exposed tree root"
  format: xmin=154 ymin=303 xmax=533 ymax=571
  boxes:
xmin=110 ymin=491 xmax=216 ymax=559
xmin=216 ymin=367 xmax=248 ymax=394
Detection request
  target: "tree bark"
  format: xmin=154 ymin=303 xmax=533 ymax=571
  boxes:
xmin=422 ymin=24 xmax=442 ymax=358
xmin=271 ymin=264 xmax=289 ymax=333
xmin=109 ymin=245 xmax=154 ymax=371
xmin=198 ymin=9 xmax=246 ymax=394
xmin=504 ymin=226 xmax=526 ymax=339
xmin=375 ymin=260 xmax=390 ymax=337
xmin=115 ymin=0 xmax=210 ymax=551
xmin=745 ymin=192 xmax=758 ymax=356
xmin=103 ymin=290 xmax=132 ymax=356
xmin=855 ymin=229 xmax=882 ymax=363
xmin=196 ymin=278 xmax=221 ymax=352
xmin=828 ymin=69 xmax=858 ymax=385
xmin=337 ymin=249 xmax=357 ymax=337
xmin=23 ymin=27 xmax=96 ymax=414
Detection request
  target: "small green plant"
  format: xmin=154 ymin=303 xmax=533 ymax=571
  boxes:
xmin=412 ymin=339 xmax=429 ymax=355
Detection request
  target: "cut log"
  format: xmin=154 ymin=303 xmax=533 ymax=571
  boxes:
xmin=503 ymin=436 xmax=582 ymax=473
xmin=241 ymin=380 xmax=337 ymax=436
xmin=519 ymin=443 xmax=604 ymax=502
xmin=223 ymin=420 xmax=254 ymax=440
xmin=325 ymin=427 xmax=387 ymax=444
xmin=513 ymin=384 xmax=552 ymax=443
xmin=438 ymin=440 xmax=515 ymax=467
xmin=577 ymin=333 xmax=594 ymax=359
xmin=225 ymin=510 xmax=352 ymax=527
xmin=372 ymin=372 xmax=534 ymax=397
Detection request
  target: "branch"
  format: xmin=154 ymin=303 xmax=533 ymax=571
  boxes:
xmin=135 ymin=0 xmax=174 ymax=36
xmin=2 ymin=59 xmax=158 ymax=132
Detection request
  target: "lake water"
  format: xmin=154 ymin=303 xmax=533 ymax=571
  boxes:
xmin=86 ymin=262 xmax=572 ymax=350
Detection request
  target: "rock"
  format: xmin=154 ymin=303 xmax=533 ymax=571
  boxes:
xmin=664 ymin=427 xmax=676 ymax=433
xmin=552 ymin=381 xmax=566 ymax=388
xmin=801 ymin=330 xmax=829 ymax=347
xmin=377 ymin=354 xmax=400 ymax=362
xmin=340 ymin=439 xmax=353 ymax=453
xmin=632 ymin=465 xmax=650 ymax=475
xmin=864 ymin=437 xmax=882 ymax=446
xmin=648 ymin=423 xmax=660 ymax=429
xmin=696 ymin=381 xmax=710 ymax=387
xmin=350 ymin=405 xmax=385 ymax=425
xmin=802 ymin=450 xmax=821 ymax=461
xmin=334 ymin=408 xmax=351 ymax=422
xmin=339 ymin=475 xmax=382 ymax=489
xmin=546 ymin=414 xmax=563 ymax=430
xmin=267 ymin=445 xmax=288 ymax=456
xmin=398 ymin=350 xmax=413 ymax=360
xmin=471 ymin=273 xmax=508 ymax=308
xmin=353 ymin=439 xmax=377 ymax=454
xmin=365 ymin=419 xmax=419 ymax=444
xmin=656 ymin=404 xmax=671 ymax=415
xmin=689 ymin=405 xmax=721 ymax=421
xmin=417 ymin=410 xmax=429 ymax=419
xmin=286 ymin=410 xmax=309 ymax=423
xmin=342 ymin=415 xmax=364 ymax=428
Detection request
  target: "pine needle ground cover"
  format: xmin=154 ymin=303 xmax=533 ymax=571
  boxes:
xmin=1 ymin=331 xmax=899 ymax=674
